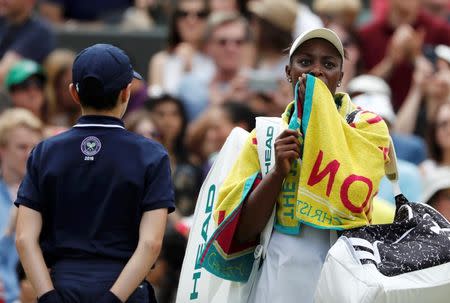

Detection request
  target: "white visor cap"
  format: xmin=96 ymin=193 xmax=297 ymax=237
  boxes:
xmin=289 ymin=28 xmax=345 ymax=60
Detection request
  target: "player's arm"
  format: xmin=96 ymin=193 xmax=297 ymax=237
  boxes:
xmin=107 ymin=208 xmax=168 ymax=302
xmin=15 ymin=205 xmax=54 ymax=297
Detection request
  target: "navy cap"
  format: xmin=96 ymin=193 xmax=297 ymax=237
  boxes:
xmin=72 ymin=44 xmax=142 ymax=96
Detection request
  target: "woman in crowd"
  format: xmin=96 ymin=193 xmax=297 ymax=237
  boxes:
xmin=394 ymin=52 xmax=450 ymax=138
xmin=201 ymin=28 xmax=390 ymax=303
xmin=147 ymin=0 xmax=213 ymax=96
xmin=44 ymin=49 xmax=79 ymax=127
xmin=146 ymin=94 xmax=202 ymax=217
xmin=421 ymin=101 xmax=450 ymax=177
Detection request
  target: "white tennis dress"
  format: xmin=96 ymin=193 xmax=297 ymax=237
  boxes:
xmin=248 ymin=225 xmax=336 ymax=303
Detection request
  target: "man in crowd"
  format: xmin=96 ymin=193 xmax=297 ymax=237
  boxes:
xmin=0 ymin=0 xmax=55 ymax=85
xmin=178 ymin=12 xmax=250 ymax=121
xmin=0 ymin=108 xmax=43 ymax=303
xmin=4 ymin=60 xmax=47 ymax=121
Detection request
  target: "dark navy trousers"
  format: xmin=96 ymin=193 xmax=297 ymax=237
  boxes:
xmin=50 ymin=259 xmax=156 ymax=303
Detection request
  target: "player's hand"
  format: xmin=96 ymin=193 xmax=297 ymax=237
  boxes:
xmin=273 ymin=129 xmax=301 ymax=178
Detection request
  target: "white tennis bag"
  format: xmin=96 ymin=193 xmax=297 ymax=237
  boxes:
xmin=176 ymin=117 xmax=282 ymax=303
xmin=314 ymin=142 xmax=450 ymax=303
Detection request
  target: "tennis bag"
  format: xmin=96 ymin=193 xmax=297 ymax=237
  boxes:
xmin=176 ymin=117 xmax=282 ymax=303
xmin=314 ymin=145 xmax=450 ymax=303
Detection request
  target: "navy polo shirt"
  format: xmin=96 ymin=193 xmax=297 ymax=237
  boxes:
xmin=15 ymin=115 xmax=175 ymax=266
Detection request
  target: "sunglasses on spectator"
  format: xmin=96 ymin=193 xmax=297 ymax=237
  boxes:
xmin=10 ymin=77 xmax=44 ymax=92
xmin=175 ymin=9 xmax=208 ymax=19
xmin=213 ymin=38 xmax=245 ymax=47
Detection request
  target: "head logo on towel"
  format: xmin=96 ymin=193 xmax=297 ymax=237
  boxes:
xmin=81 ymin=136 xmax=101 ymax=160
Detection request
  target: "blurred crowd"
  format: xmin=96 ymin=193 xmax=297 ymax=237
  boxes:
xmin=0 ymin=0 xmax=450 ymax=303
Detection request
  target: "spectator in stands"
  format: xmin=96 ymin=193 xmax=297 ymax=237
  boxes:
xmin=313 ymin=0 xmax=362 ymax=30
xmin=178 ymin=12 xmax=251 ymax=121
xmin=4 ymin=60 xmax=48 ymax=122
xmin=0 ymin=108 xmax=42 ymax=303
xmin=38 ymin=0 xmax=132 ymax=25
xmin=44 ymin=49 xmax=79 ymax=127
xmin=358 ymin=0 xmax=450 ymax=111
xmin=394 ymin=47 xmax=450 ymax=138
xmin=186 ymin=101 xmax=256 ymax=176
xmin=147 ymin=0 xmax=212 ymax=97
xmin=124 ymin=109 xmax=160 ymax=141
xmin=0 ymin=0 xmax=55 ymax=85
xmin=421 ymin=102 xmax=450 ymax=177
xmin=422 ymin=167 xmax=450 ymax=220
xmin=204 ymin=101 xmax=255 ymax=158
xmin=15 ymin=262 xmax=36 ymax=303
xmin=146 ymin=94 xmax=203 ymax=217
xmin=247 ymin=0 xmax=296 ymax=77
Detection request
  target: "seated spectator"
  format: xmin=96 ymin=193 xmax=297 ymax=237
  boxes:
xmin=0 ymin=108 xmax=42 ymax=303
xmin=38 ymin=0 xmax=132 ymax=25
xmin=178 ymin=12 xmax=251 ymax=121
xmin=4 ymin=60 xmax=47 ymax=122
xmin=394 ymin=48 xmax=450 ymax=138
xmin=186 ymin=101 xmax=256 ymax=177
xmin=358 ymin=0 xmax=450 ymax=112
xmin=349 ymin=75 xmax=424 ymax=204
xmin=147 ymin=0 xmax=213 ymax=97
xmin=44 ymin=49 xmax=80 ymax=127
xmin=0 ymin=0 xmax=55 ymax=84
xmin=124 ymin=109 xmax=160 ymax=141
xmin=422 ymin=167 xmax=450 ymax=221
xmin=421 ymin=102 xmax=450 ymax=177
xmin=145 ymin=94 xmax=203 ymax=217
xmin=247 ymin=0 xmax=296 ymax=77
xmin=15 ymin=262 xmax=36 ymax=303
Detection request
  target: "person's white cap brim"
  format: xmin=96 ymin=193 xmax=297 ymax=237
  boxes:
xmin=421 ymin=168 xmax=450 ymax=204
xmin=289 ymin=28 xmax=345 ymax=60
xmin=435 ymin=44 xmax=450 ymax=64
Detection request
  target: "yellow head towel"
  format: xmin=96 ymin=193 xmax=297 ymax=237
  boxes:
xmin=293 ymin=75 xmax=390 ymax=229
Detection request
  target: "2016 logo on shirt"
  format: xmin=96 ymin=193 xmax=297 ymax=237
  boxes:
xmin=81 ymin=136 xmax=101 ymax=161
